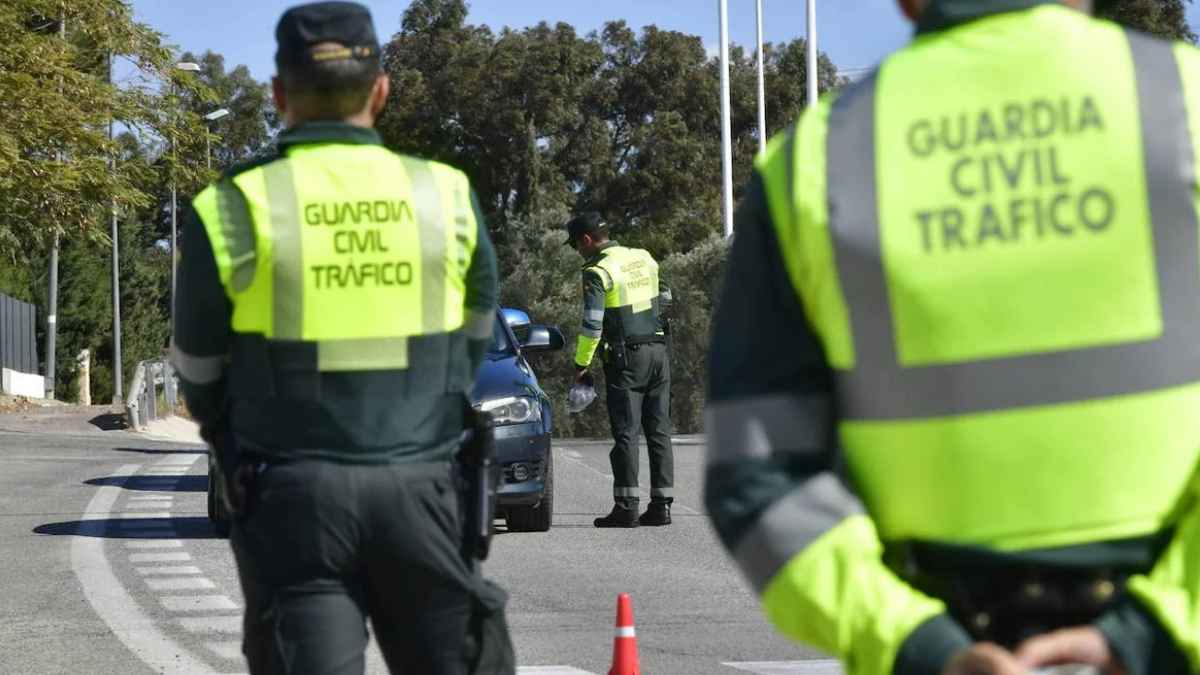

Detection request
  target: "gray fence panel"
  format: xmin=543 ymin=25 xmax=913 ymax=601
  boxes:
xmin=0 ymin=293 xmax=36 ymax=374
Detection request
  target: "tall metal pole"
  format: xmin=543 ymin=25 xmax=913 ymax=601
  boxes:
xmin=756 ymin=0 xmax=767 ymax=156
xmin=806 ymin=0 xmax=818 ymax=108
xmin=109 ymin=51 xmax=122 ymax=403
xmin=45 ymin=10 xmax=66 ymax=399
xmin=170 ymin=79 xmax=178 ymax=334
xmin=718 ymin=0 xmax=734 ymax=238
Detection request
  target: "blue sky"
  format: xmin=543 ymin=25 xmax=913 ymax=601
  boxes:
xmin=127 ymin=1 xmax=909 ymax=80
xmin=130 ymin=1 xmax=1200 ymax=81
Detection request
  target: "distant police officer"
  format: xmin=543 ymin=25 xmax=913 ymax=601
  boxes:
xmin=172 ymin=3 xmax=513 ymax=673
xmin=705 ymin=1 xmax=1200 ymax=675
xmin=567 ymin=213 xmax=675 ymax=528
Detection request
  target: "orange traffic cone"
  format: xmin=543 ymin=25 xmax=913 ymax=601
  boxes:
xmin=608 ymin=593 xmax=641 ymax=675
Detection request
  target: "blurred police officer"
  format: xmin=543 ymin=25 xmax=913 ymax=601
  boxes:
xmin=705 ymin=0 xmax=1200 ymax=674
xmin=172 ymin=3 xmax=513 ymax=673
xmin=567 ymin=213 xmax=675 ymax=528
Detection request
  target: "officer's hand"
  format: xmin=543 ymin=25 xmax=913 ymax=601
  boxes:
xmin=941 ymin=643 xmax=1027 ymax=675
xmin=221 ymin=462 xmax=256 ymax=518
xmin=1015 ymin=626 xmax=1127 ymax=675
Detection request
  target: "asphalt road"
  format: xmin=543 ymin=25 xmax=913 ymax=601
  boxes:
xmin=0 ymin=406 xmax=838 ymax=674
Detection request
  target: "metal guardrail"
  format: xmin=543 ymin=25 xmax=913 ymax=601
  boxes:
xmin=124 ymin=357 xmax=178 ymax=431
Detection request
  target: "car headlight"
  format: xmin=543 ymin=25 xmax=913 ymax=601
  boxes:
xmin=478 ymin=396 xmax=542 ymax=425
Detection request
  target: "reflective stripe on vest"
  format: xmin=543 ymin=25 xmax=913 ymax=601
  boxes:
xmin=192 ymin=146 xmax=478 ymax=372
xmin=826 ymin=28 xmax=1200 ymax=421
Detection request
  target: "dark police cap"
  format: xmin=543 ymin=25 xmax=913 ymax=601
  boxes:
xmin=565 ymin=212 xmax=609 ymax=247
xmin=275 ymin=1 xmax=380 ymax=68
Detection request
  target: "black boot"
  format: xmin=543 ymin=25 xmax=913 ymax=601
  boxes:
xmin=594 ymin=504 xmax=639 ymax=528
xmin=638 ymin=501 xmax=671 ymax=526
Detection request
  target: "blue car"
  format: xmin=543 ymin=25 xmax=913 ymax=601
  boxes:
xmin=473 ymin=308 xmax=565 ymax=532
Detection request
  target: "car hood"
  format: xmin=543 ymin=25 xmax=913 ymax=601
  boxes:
xmin=471 ymin=354 xmax=543 ymax=404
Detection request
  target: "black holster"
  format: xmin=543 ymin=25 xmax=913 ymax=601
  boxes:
xmin=457 ymin=402 xmax=499 ymax=561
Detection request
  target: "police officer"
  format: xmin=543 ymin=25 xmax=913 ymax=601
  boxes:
xmin=567 ymin=213 xmax=675 ymax=528
xmin=172 ymin=3 xmax=513 ymax=673
xmin=705 ymin=1 xmax=1200 ymax=674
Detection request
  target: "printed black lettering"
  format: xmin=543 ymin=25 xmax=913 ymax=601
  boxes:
xmin=942 ymin=114 xmax=967 ymax=152
xmin=1008 ymin=198 xmax=1030 ymax=241
xmin=359 ymin=262 xmax=377 ymax=286
xmin=950 ymin=157 xmax=977 ymax=198
xmin=976 ymin=203 xmax=1007 ymax=245
xmin=1079 ymin=188 xmax=1115 ymax=231
xmin=396 ymin=262 xmax=413 ymax=284
xmin=1004 ymin=104 xmax=1025 ymax=141
xmin=941 ymin=208 xmax=968 ymax=250
xmin=334 ymin=230 xmax=353 ymax=254
xmin=304 ymin=204 xmax=322 ymax=226
xmin=374 ymin=201 xmax=390 ymax=222
xmin=908 ymin=120 xmax=936 ymax=157
xmin=917 ymin=211 xmax=936 ymax=252
xmin=1031 ymin=99 xmax=1057 ymax=138
xmin=1050 ymin=193 xmax=1074 ymax=235
xmin=356 ymin=202 xmax=371 ymax=224
xmin=1048 ymin=146 xmax=1070 ymax=186
xmin=975 ymin=110 xmax=999 ymax=145
xmin=995 ymin=150 xmax=1026 ymax=190
xmin=1078 ymin=96 xmax=1104 ymax=133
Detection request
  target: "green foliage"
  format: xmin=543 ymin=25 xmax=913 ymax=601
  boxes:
xmin=377 ymin=0 xmax=839 ymax=257
xmin=0 ymin=0 xmax=216 ymax=260
xmin=1097 ymin=0 xmax=1195 ymax=41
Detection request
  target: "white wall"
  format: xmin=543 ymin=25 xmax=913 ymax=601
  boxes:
xmin=2 ymin=368 xmax=45 ymax=399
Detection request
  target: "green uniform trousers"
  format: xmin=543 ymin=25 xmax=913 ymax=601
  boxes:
xmin=230 ymin=458 xmax=513 ymax=675
xmin=604 ymin=341 xmax=674 ymax=508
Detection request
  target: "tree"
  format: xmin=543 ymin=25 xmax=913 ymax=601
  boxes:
xmin=1098 ymin=0 xmax=1195 ymax=41
xmin=0 ymin=0 xmax=214 ymax=261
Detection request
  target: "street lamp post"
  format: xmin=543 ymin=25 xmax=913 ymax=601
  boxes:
xmin=171 ymin=62 xmax=201 ymax=331
xmin=203 ymin=108 xmax=231 ymax=170
xmin=806 ymin=0 xmax=818 ymax=108
xmin=718 ymin=0 xmax=734 ymax=238
xmin=756 ymin=0 xmax=767 ymax=156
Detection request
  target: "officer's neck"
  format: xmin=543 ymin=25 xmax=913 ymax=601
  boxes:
xmin=284 ymin=110 xmax=377 ymax=130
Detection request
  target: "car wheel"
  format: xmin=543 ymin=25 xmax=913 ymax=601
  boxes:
xmin=505 ymin=450 xmax=553 ymax=532
xmin=207 ymin=463 xmax=231 ymax=538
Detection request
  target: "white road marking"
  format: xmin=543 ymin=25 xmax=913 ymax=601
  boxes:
xmin=161 ymin=595 xmax=239 ymax=612
xmin=156 ymin=455 xmax=201 ymax=466
xmin=120 ymin=512 xmax=172 ymax=519
xmin=138 ymin=565 xmax=202 ymax=575
xmin=129 ymin=552 xmax=191 ymax=563
xmin=179 ymin=616 xmax=242 ymax=633
xmin=125 ymin=540 xmax=183 ymax=549
xmin=147 ymin=577 xmax=216 ymax=591
xmin=129 ymin=493 xmax=176 ymax=500
xmin=71 ymin=463 xmax=215 ymax=673
xmin=723 ymin=661 xmax=843 ymax=674
xmin=565 ymin=450 xmax=583 ymax=459
xmin=206 ymin=640 xmax=244 ymax=660
xmin=517 ymin=668 xmax=598 ymax=675
xmin=125 ymin=501 xmax=173 ymax=510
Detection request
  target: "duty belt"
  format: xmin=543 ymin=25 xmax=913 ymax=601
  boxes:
xmin=891 ymin=539 xmax=1164 ymax=648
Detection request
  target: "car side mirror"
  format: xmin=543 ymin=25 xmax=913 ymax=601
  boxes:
xmin=521 ymin=325 xmax=565 ymax=353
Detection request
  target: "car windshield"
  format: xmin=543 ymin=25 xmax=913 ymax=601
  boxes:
xmin=488 ymin=315 xmax=516 ymax=356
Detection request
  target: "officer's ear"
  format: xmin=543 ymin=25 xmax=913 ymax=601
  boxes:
xmin=272 ymin=76 xmax=289 ymax=121
xmin=897 ymin=0 xmax=924 ymax=20
xmin=367 ymin=72 xmax=390 ymax=119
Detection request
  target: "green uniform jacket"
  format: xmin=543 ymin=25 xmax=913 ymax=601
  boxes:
xmin=173 ymin=122 xmax=498 ymax=463
xmin=705 ymin=2 xmax=1200 ymax=674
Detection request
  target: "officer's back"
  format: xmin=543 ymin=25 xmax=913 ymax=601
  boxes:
xmin=705 ymin=1 xmax=1200 ymax=674
xmin=172 ymin=3 xmax=508 ymax=674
